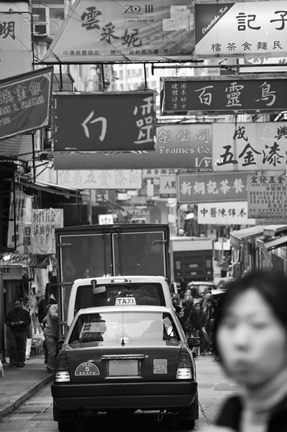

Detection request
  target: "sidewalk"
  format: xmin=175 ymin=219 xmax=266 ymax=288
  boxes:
xmin=0 ymin=355 xmax=53 ymax=420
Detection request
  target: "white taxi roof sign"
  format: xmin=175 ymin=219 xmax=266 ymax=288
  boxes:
xmin=115 ymin=297 xmax=136 ymax=306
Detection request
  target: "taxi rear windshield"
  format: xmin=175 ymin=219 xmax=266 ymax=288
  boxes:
xmin=74 ymin=283 xmax=166 ymax=315
xmin=69 ymin=311 xmax=180 ymax=345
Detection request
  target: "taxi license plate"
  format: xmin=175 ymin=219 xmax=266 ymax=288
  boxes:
xmin=108 ymin=359 xmax=138 ymax=376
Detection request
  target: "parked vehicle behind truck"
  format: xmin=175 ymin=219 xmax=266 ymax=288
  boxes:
xmin=55 ymin=224 xmax=170 ymax=336
xmin=170 ymin=236 xmax=214 ymax=293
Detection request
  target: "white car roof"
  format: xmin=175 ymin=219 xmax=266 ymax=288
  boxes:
xmin=73 ymin=275 xmax=168 ymax=284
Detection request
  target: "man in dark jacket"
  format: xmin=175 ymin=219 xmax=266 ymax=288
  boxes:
xmin=5 ymin=298 xmax=31 ymax=367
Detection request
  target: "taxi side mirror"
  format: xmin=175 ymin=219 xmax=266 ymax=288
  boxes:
xmin=188 ymin=337 xmax=200 ymax=348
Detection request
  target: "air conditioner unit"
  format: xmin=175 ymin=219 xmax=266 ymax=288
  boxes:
xmin=33 ymin=23 xmax=48 ymax=36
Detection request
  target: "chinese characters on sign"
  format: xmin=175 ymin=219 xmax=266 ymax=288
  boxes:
xmin=54 ymin=92 xmax=156 ymax=152
xmin=198 ymin=202 xmax=255 ymax=225
xmin=43 ymin=0 xmax=195 ymax=63
xmin=213 ymin=122 xmax=287 ymax=171
xmin=0 ymin=67 xmax=53 ymax=139
xmin=161 ymin=77 xmax=287 ymax=113
xmin=31 ymin=209 xmax=63 ymax=255
xmin=247 ymin=173 xmax=287 ymax=218
xmin=0 ymin=12 xmax=32 ymax=79
xmin=57 ymin=170 xmax=142 ymax=189
xmin=54 ymin=124 xmax=212 ymax=170
xmin=160 ymin=175 xmax=177 ymax=198
xmin=194 ymin=1 xmax=287 ymax=57
xmin=178 ymin=172 xmax=251 ymax=203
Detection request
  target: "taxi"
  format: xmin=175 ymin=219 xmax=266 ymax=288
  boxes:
xmin=52 ymin=305 xmax=199 ymax=432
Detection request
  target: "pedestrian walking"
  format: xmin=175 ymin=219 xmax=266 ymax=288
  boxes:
xmin=37 ymin=296 xmax=48 ymax=364
xmin=219 ymin=255 xmax=229 ymax=278
xmin=181 ymin=298 xmax=201 ymax=357
xmin=22 ymin=299 xmax=33 ymax=361
xmin=203 ymin=269 xmax=287 ymax=432
xmin=5 ymin=298 xmax=31 ymax=367
xmin=195 ymin=302 xmax=209 ymax=355
xmin=203 ymin=297 xmax=216 ymax=354
xmin=43 ymin=295 xmax=58 ymax=373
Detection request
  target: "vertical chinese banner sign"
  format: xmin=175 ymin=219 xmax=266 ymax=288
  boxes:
xmin=31 ymin=209 xmax=64 ymax=255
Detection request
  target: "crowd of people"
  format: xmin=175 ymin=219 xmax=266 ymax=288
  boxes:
xmin=173 ymin=287 xmax=217 ymax=358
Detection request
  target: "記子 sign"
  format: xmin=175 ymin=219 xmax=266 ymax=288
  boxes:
xmin=213 ymin=122 xmax=287 ymax=171
xmin=178 ymin=172 xmax=251 ymax=203
xmin=54 ymin=92 xmax=156 ymax=152
xmin=43 ymin=0 xmax=195 ymax=63
xmin=0 ymin=67 xmax=53 ymax=140
xmin=194 ymin=1 xmax=287 ymax=57
xmin=247 ymin=172 xmax=287 ymax=219
xmin=54 ymin=123 xmax=212 ymax=170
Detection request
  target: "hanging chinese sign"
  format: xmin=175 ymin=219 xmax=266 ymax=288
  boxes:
xmin=197 ymin=202 xmax=256 ymax=225
xmin=213 ymin=122 xmax=287 ymax=172
xmin=178 ymin=172 xmax=251 ymax=204
xmin=0 ymin=11 xmax=32 ymax=79
xmin=0 ymin=67 xmax=54 ymax=140
xmin=31 ymin=209 xmax=63 ymax=255
xmin=54 ymin=92 xmax=156 ymax=151
xmin=54 ymin=123 xmax=212 ymax=169
xmin=43 ymin=0 xmax=194 ymax=63
xmin=247 ymin=172 xmax=287 ymax=219
xmin=161 ymin=75 xmax=287 ymax=114
xmin=194 ymin=1 xmax=287 ymax=58
xmin=57 ymin=170 xmax=142 ymax=189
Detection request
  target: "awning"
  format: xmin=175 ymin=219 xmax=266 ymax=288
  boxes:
xmin=230 ymin=226 xmax=266 ymax=249
xmin=261 ymin=235 xmax=287 ymax=251
xmin=19 ymin=180 xmax=87 ymax=199
xmin=0 ymin=134 xmax=32 ymax=161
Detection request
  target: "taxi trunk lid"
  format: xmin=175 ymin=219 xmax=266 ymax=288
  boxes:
xmin=65 ymin=342 xmax=183 ymax=382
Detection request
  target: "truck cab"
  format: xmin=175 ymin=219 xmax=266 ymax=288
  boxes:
xmin=66 ymin=275 xmax=174 ymax=328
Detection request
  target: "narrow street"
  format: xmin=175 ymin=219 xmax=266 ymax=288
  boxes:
xmin=0 ymin=354 xmax=236 ymax=432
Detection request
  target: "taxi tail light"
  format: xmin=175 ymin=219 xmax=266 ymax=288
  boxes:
xmin=176 ymin=351 xmax=193 ymax=380
xmin=54 ymin=351 xmax=70 ymax=383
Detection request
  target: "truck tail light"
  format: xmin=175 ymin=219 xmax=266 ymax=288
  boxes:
xmin=176 ymin=351 xmax=193 ymax=380
xmin=54 ymin=351 xmax=70 ymax=383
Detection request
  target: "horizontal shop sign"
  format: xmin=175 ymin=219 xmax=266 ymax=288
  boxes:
xmin=54 ymin=92 xmax=156 ymax=151
xmin=57 ymin=170 xmax=142 ymax=189
xmin=161 ymin=75 xmax=287 ymax=114
xmin=0 ymin=67 xmax=53 ymax=139
xmin=198 ymin=201 xmax=256 ymax=225
xmin=177 ymin=172 xmax=252 ymax=203
xmin=194 ymin=1 xmax=287 ymax=58
xmin=43 ymin=0 xmax=195 ymax=63
xmin=54 ymin=123 xmax=212 ymax=170
xmin=213 ymin=122 xmax=287 ymax=171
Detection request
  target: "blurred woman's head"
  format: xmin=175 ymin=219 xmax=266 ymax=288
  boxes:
xmin=214 ymin=270 xmax=287 ymax=389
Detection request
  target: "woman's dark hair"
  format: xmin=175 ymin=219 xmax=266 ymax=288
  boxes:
xmin=213 ymin=269 xmax=287 ymax=359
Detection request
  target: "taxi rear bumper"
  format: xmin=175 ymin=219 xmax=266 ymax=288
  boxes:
xmin=52 ymin=381 xmax=197 ymax=418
